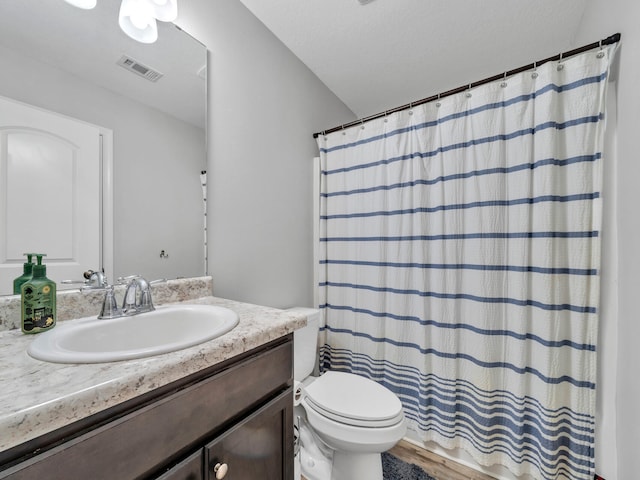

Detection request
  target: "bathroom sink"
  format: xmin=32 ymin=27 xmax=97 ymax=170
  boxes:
xmin=27 ymin=304 xmax=239 ymax=364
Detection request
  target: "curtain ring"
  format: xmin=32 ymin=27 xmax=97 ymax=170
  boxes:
xmin=408 ymin=102 xmax=413 ymax=115
xmin=341 ymin=124 xmax=346 ymax=135
xmin=360 ymin=119 xmax=365 ymax=130
xmin=531 ymin=61 xmax=538 ymax=79
xmin=383 ymin=110 xmax=389 ymax=123
xmin=435 ymin=93 xmax=441 ymax=108
xmin=465 ymin=84 xmax=472 ymax=98
xmin=557 ymin=52 xmax=564 ymax=71
xmin=500 ymin=72 xmax=508 ymax=88
xmin=597 ymin=40 xmax=605 ymax=58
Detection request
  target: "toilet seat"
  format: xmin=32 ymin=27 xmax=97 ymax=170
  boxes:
xmin=303 ymin=371 xmax=404 ymax=428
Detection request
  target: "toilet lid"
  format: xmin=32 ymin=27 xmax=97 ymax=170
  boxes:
xmin=303 ymin=371 xmax=404 ymax=427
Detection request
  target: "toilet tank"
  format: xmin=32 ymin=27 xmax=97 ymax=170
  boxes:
xmin=287 ymin=307 xmax=320 ymax=381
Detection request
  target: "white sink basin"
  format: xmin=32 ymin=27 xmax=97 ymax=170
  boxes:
xmin=27 ymin=304 xmax=239 ymax=364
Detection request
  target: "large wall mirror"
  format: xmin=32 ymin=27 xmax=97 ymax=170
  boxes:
xmin=0 ymin=0 xmax=207 ymax=295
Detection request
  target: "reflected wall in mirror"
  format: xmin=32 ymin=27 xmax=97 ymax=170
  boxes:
xmin=0 ymin=0 xmax=207 ymax=295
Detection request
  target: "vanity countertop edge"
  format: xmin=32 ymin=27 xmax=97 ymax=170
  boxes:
xmin=0 ymin=295 xmax=307 ymax=453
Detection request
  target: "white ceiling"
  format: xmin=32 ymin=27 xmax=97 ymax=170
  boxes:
xmin=237 ymin=0 xmax=590 ymax=118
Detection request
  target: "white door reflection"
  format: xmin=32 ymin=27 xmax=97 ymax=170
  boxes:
xmin=0 ymin=95 xmax=105 ymax=294
xmin=7 ymin=132 xmax=75 ymax=259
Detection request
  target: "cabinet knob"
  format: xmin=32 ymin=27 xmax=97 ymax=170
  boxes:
xmin=213 ymin=462 xmax=229 ymax=479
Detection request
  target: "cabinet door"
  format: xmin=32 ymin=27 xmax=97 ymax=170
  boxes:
xmin=206 ymin=389 xmax=293 ymax=480
xmin=154 ymin=450 xmax=203 ymax=480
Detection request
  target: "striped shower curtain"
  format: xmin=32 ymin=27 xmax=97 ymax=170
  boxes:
xmin=316 ymin=44 xmax=617 ymax=480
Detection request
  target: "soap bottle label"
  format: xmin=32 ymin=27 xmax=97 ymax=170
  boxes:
xmin=22 ymin=283 xmax=56 ymax=333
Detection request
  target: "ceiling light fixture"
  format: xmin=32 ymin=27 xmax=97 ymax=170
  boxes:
xmin=119 ymin=0 xmax=158 ymax=44
xmin=118 ymin=0 xmax=178 ymax=43
xmin=62 ymin=0 xmax=178 ymax=44
xmin=63 ymin=0 xmax=97 ymax=9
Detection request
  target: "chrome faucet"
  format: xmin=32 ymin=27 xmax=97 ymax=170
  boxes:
xmin=96 ymin=275 xmax=166 ymax=319
xmin=122 ymin=275 xmax=155 ymax=316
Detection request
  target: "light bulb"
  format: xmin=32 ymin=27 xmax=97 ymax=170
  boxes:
xmin=64 ymin=0 xmax=97 ymax=9
xmin=130 ymin=9 xmax=152 ymax=29
xmin=119 ymin=0 xmax=158 ymax=44
xmin=150 ymin=0 xmax=177 ymax=22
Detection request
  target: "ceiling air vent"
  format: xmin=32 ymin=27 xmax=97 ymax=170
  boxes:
xmin=117 ymin=55 xmax=164 ymax=82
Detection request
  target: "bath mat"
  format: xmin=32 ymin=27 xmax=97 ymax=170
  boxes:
xmin=382 ymin=452 xmax=437 ymax=480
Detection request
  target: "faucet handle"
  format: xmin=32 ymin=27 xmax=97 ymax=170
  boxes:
xmin=84 ymin=269 xmax=108 ymax=288
xmin=117 ymin=275 xmax=138 ymax=285
xmin=62 ymin=269 xmax=108 ymax=290
xmin=139 ymin=289 xmax=154 ymax=311
xmin=140 ymin=279 xmax=166 ymax=309
xmin=98 ymin=285 xmax=122 ymax=319
xmin=122 ymin=278 xmax=143 ymax=314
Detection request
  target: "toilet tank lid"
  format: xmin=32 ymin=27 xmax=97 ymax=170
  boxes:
xmin=304 ymin=371 xmax=403 ymax=423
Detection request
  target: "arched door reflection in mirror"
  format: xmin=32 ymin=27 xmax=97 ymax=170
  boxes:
xmin=0 ymin=96 xmax=104 ymax=294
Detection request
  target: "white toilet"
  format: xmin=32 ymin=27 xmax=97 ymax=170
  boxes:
xmin=290 ymin=308 xmax=406 ymax=480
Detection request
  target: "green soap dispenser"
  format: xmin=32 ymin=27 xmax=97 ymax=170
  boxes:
xmin=13 ymin=253 xmax=35 ymax=295
xmin=21 ymin=254 xmax=56 ymax=334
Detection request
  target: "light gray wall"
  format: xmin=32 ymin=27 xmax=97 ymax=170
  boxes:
xmin=0 ymin=44 xmax=206 ymax=283
xmin=574 ymin=2 xmax=640 ymax=478
xmin=176 ymin=0 xmax=355 ymax=308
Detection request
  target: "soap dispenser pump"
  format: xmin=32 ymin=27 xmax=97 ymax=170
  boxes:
xmin=21 ymin=254 xmax=57 ymax=334
xmin=13 ymin=253 xmax=35 ymax=295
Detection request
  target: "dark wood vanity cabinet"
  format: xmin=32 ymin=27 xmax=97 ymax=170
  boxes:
xmin=155 ymin=450 xmax=203 ymax=480
xmin=0 ymin=335 xmax=294 ymax=480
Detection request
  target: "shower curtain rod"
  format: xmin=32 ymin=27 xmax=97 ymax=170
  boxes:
xmin=313 ymin=32 xmax=621 ymax=139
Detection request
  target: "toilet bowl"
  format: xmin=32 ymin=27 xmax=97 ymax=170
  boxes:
xmin=289 ymin=308 xmax=406 ymax=480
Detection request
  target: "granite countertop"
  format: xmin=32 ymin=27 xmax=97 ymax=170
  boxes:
xmin=0 ymin=296 xmax=306 ymax=453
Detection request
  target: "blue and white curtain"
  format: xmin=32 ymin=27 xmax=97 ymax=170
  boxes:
xmin=316 ymin=43 xmax=617 ymax=480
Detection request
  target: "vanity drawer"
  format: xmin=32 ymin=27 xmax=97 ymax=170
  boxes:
xmin=0 ymin=338 xmax=292 ymax=480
